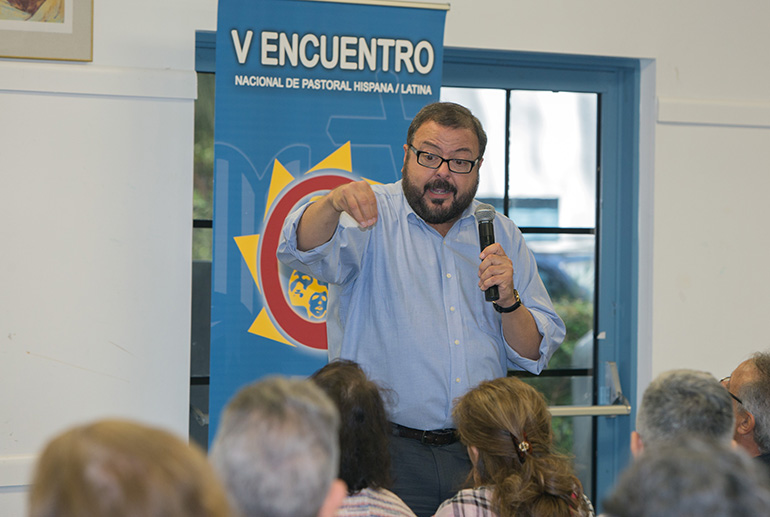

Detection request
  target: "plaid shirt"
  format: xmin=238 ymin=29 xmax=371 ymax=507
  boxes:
xmin=433 ymin=487 xmax=595 ymax=517
xmin=336 ymin=487 xmax=416 ymax=517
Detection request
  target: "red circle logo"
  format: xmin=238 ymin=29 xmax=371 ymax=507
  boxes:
xmin=259 ymin=174 xmax=353 ymax=350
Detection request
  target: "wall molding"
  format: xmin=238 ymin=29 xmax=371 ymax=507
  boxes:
xmin=0 ymin=456 xmax=35 ymax=489
xmin=658 ymin=97 xmax=770 ymax=128
xmin=0 ymin=62 xmax=196 ymax=100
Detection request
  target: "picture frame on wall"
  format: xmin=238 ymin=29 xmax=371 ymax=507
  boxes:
xmin=0 ymin=0 xmax=93 ymax=61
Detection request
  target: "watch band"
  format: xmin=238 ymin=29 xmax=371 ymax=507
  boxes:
xmin=493 ymin=289 xmax=522 ymax=313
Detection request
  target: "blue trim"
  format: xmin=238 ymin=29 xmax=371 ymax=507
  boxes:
xmin=591 ymin=63 xmax=640 ymax=510
xmin=442 ymin=47 xmax=638 ymax=92
xmin=196 ymin=30 xmax=216 ymax=73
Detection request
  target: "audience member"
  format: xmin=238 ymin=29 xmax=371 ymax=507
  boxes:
xmin=434 ymin=376 xmax=593 ymax=517
xmin=209 ymin=376 xmax=347 ymax=517
xmin=28 ymin=418 xmax=230 ymax=517
xmin=311 ymin=359 xmax=416 ymax=516
xmin=631 ymin=368 xmax=734 ymax=457
xmin=603 ymin=437 xmax=770 ymax=517
xmin=723 ymin=351 xmax=770 ymax=474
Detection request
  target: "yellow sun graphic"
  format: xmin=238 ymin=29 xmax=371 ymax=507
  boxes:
xmin=233 ymin=141 xmax=379 ymax=347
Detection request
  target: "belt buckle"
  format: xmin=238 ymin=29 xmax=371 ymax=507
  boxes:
xmin=420 ymin=430 xmax=432 ymax=445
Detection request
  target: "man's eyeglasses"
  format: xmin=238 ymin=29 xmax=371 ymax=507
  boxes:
xmin=408 ymin=145 xmax=480 ymax=174
xmin=720 ymin=376 xmax=744 ymax=405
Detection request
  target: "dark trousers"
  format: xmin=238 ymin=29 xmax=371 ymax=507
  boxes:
xmin=388 ymin=434 xmax=472 ymax=517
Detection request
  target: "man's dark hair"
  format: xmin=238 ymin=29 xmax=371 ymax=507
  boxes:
xmin=311 ymin=359 xmax=393 ymax=494
xmin=604 ymin=437 xmax=770 ymax=517
xmin=738 ymin=352 xmax=770 ymax=454
xmin=407 ymin=102 xmax=487 ymax=157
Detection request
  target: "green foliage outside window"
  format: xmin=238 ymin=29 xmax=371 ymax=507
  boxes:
xmin=193 ymin=73 xmax=215 ymax=261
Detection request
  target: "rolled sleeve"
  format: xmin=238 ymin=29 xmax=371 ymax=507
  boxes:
xmin=503 ymin=305 xmax=566 ymax=374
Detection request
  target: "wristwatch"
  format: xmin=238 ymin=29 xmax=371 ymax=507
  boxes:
xmin=493 ymin=289 xmax=521 ymax=313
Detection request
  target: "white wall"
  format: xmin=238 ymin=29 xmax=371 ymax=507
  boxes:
xmin=2 ymin=0 xmax=769 ymax=514
xmin=0 ymin=1 xmax=211 ymax=515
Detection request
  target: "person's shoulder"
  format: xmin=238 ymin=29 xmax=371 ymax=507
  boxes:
xmin=337 ymin=487 xmax=416 ymax=517
xmin=370 ymin=180 xmax=402 ymax=199
xmin=374 ymin=488 xmax=417 ymax=515
xmin=491 ymin=210 xmax=518 ymax=230
xmin=469 ymin=200 xmax=517 ymax=226
xmin=580 ymin=492 xmax=596 ymax=517
xmin=370 ymin=181 xmax=410 ymax=218
xmin=469 ymin=202 xmax=520 ymax=245
xmin=435 ymin=487 xmax=496 ymax=517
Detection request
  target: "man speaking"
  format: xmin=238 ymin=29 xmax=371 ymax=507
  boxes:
xmin=277 ymin=102 xmax=565 ymax=516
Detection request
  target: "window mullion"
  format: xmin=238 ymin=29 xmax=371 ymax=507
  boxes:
xmin=504 ymin=89 xmax=511 ymax=217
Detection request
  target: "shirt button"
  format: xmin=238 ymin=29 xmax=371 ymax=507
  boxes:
xmin=450 ymin=306 xmax=455 ymax=312
xmin=446 ymin=273 xmax=452 ymax=279
xmin=454 ymin=340 xmax=460 ymax=345
xmin=455 ymin=378 xmax=461 ymax=383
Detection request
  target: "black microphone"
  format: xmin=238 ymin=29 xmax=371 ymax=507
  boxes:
xmin=474 ymin=203 xmax=499 ymax=302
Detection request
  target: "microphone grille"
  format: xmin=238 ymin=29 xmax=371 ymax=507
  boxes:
xmin=474 ymin=203 xmax=496 ymax=223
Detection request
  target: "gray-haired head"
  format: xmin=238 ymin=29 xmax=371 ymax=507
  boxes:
xmin=636 ymin=369 xmax=734 ymax=448
xmin=736 ymin=351 xmax=770 ymax=454
xmin=209 ymin=376 xmax=340 ymax=517
xmin=604 ymin=437 xmax=770 ymax=517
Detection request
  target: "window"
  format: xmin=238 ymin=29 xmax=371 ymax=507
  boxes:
xmin=189 ymin=32 xmax=216 ymax=450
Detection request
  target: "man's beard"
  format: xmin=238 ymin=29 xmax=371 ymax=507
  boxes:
xmin=402 ymin=171 xmax=479 ymax=225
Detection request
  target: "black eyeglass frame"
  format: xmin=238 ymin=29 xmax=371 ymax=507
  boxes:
xmin=408 ymin=145 xmax=481 ymax=174
xmin=720 ymin=376 xmax=744 ymax=405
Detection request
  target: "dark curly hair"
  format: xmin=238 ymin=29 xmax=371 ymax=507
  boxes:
xmin=406 ymin=102 xmax=487 ymax=157
xmin=311 ymin=359 xmax=392 ymax=494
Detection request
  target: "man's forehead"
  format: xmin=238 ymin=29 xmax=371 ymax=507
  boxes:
xmin=413 ymin=122 xmax=479 ymax=152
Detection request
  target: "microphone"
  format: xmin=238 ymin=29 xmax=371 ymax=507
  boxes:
xmin=474 ymin=203 xmax=499 ymax=302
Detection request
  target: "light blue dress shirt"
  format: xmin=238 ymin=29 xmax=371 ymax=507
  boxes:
xmin=277 ymin=181 xmax=565 ymax=430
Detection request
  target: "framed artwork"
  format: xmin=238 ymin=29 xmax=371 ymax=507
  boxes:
xmin=0 ymin=0 xmax=92 ymax=61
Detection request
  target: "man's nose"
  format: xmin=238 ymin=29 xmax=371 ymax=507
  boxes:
xmin=435 ymin=159 xmax=453 ymax=176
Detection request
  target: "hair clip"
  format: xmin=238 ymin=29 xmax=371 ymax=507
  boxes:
xmin=510 ymin=431 xmax=530 ymax=463
xmin=518 ymin=433 xmax=531 ymax=454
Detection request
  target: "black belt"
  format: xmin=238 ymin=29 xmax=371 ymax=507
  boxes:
xmin=391 ymin=423 xmax=458 ymax=446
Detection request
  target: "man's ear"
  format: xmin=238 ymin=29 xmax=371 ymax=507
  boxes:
xmin=317 ymin=479 xmax=347 ymax=517
xmin=736 ymin=410 xmax=756 ymax=437
xmin=630 ymin=431 xmax=644 ymax=458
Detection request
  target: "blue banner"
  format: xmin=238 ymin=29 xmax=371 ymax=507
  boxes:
xmin=209 ymin=0 xmax=447 ymax=439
